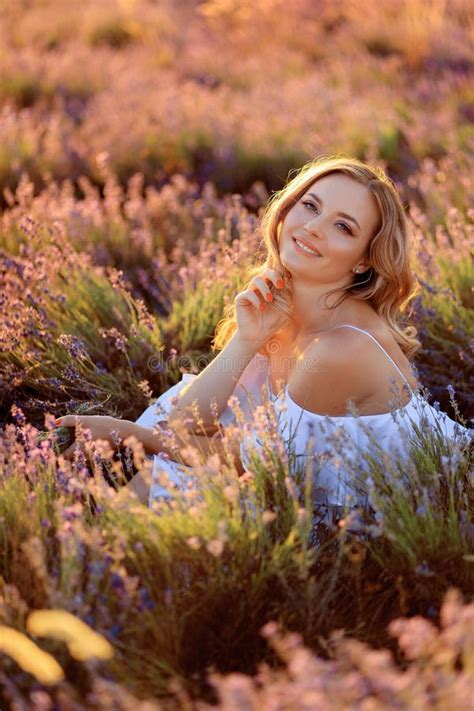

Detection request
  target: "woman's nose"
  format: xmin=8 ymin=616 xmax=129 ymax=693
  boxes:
xmin=304 ymin=221 xmax=323 ymax=237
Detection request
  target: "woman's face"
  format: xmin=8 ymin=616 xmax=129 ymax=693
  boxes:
xmin=277 ymin=173 xmax=380 ymax=284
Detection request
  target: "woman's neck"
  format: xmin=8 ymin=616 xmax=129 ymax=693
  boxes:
xmin=290 ymin=286 xmax=360 ymax=339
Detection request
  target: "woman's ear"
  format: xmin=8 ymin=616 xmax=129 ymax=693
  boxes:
xmin=355 ymin=263 xmax=371 ymax=274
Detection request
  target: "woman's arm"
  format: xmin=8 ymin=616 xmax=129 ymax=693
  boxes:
xmin=112 ymin=423 xmax=244 ymax=509
xmin=166 ymin=267 xmax=290 ymax=435
xmin=55 ymin=414 xmax=245 ymax=472
xmin=122 ymin=419 xmax=244 ymax=472
xmin=166 ymin=331 xmax=259 ymax=434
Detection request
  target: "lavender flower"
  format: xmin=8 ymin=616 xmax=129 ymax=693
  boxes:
xmin=57 ymin=334 xmax=89 ymax=360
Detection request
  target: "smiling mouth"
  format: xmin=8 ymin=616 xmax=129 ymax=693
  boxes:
xmin=292 ymin=237 xmax=323 ymax=257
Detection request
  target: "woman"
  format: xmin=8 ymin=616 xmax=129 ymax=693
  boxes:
xmin=56 ymin=156 xmax=470 ymax=521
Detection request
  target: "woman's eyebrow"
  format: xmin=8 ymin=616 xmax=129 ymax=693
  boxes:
xmin=307 ymin=192 xmax=361 ymax=230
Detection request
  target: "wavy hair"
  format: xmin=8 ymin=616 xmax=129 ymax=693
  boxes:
xmin=212 ymin=154 xmax=421 ymax=359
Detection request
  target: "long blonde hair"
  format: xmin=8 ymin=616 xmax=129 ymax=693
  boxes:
xmin=212 ymin=154 xmax=421 ymax=359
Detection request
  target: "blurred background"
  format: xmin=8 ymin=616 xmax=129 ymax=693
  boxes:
xmin=1 ymin=0 xmax=472 ymax=200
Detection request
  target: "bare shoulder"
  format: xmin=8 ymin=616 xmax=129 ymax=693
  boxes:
xmin=301 ymin=325 xmax=375 ymax=372
xmin=286 ymin=328 xmax=373 ymax=416
xmin=286 ymin=325 xmax=414 ymax=416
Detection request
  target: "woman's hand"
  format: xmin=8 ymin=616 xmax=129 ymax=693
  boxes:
xmin=54 ymin=415 xmax=129 ymax=460
xmin=235 ymin=267 xmax=292 ymax=350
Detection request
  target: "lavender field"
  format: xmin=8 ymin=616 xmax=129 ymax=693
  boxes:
xmin=0 ymin=1 xmax=473 ymax=708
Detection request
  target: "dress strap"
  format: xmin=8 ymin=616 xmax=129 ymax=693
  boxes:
xmin=326 ymin=324 xmax=415 ymax=395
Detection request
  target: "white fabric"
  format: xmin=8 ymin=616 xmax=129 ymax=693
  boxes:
xmin=136 ymin=326 xmax=472 ymax=509
xmin=134 ymin=354 xmax=270 ymax=505
xmin=241 ymin=325 xmax=472 ymax=509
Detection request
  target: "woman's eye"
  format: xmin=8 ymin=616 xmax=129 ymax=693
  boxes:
xmin=338 ymin=223 xmax=352 ymax=233
xmin=302 ymin=201 xmax=353 ymax=234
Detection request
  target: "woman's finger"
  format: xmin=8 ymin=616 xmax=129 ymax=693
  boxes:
xmin=235 ymin=289 xmax=263 ymax=311
xmin=55 ymin=415 xmax=80 ymax=428
xmin=263 ymin=268 xmax=285 ymax=289
xmin=250 ymin=276 xmax=273 ymax=303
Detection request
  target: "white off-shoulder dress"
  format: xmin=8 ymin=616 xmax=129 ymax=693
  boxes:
xmin=135 ymin=325 xmax=471 ymax=519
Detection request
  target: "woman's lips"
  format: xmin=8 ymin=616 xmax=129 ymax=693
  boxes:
xmin=292 ymin=236 xmax=323 ymax=257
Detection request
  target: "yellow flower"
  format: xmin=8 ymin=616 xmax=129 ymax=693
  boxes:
xmin=0 ymin=626 xmax=64 ymax=684
xmin=27 ymin=610 xmax=114 ymax=662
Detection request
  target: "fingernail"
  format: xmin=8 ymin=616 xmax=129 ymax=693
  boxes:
xmin=277 ymin=279 xmax=284 ymax=288
xmin=265 ymin=293 xmax=273 ymax=301
xmin=260 ymin=304 xmax=265 ymax=311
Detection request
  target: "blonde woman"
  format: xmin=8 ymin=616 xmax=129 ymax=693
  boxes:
xmin=57 ymin=156 xmax=470 ymax=524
